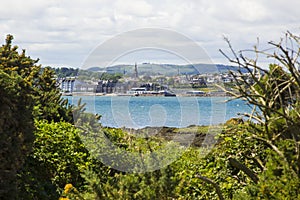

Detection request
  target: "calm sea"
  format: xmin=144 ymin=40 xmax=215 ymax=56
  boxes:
xmin=64 ymin=96 xmax=251 ymax=128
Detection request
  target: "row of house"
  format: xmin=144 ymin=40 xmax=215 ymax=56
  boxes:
xmin=57 ymin=72 xmax=255 ymax=94
xmin=188 ymin=72 xmax=256 ymax=85
xmin=57 ymin=77 xmax=116 ymax=93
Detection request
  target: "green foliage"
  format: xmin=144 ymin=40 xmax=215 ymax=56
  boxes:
xmin=54 ymin=67 xmax=79 ymax=78
xmin=18 ymin=120 xmax=93 ymax=199
xmin=83 ymin=166 xmax=179 ymax=200
xmin=63 ymin=115 xmax=183 ymax=199
xmin=0 ymin=35 xmax=38 ymax=199
xmin=219 ymin=31 xmax=300 ymax=198
xmin=33 ymin=67 xmax=73 ymax=122
xmin=232 ymin=139 xmax=300 ymax=199
xmin=0 ymin=36 xmax=78 ymax=199
xmin=100 ymin=72 xmax=123 ymax=82
xmin=0 ymin=35 xmax=74 ymax=199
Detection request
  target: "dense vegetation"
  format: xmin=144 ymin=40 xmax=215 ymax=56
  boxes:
xmin=1 ymin=32 xmax=300 ymax=199
xmin=54 ymin=67 xmax=79 ymax=78
xmin=0 ymin=35 xmax=73 ymax=199
xmin=54 ymin=67 xmax=124 ymax=84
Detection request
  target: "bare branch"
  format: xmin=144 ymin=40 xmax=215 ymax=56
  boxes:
xmin=228 ymin=157 xmax=259 ymax=184
xmin=196 ymin=175 xmax=225 ymax=200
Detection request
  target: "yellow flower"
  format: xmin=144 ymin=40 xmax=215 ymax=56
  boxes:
xmin=64 ymin=183 xmax=73 ymax=194
xmin=59 ymin=197 xmax=69 ymax=200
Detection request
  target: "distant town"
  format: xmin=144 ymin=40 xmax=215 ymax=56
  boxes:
xmin=55 ymin=63 xmax=254 ymax=97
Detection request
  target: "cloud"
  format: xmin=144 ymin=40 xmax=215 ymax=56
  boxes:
xmin=82 ymin=28 xmax=213 ymax=69
xmin=0 ymin=0 xmax=299 ymax=67
xmin=114 ymin=0 xmax=153 ymax=17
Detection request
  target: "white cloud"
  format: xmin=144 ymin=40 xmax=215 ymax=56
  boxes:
xmin=114 ymin=0 xmax=153 ymax=17
xmin=0 ymin=0 xmax=299 ymax=67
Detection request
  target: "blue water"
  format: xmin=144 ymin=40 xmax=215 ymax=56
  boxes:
xmin=65 ymin=96 xmax=252 ymax=128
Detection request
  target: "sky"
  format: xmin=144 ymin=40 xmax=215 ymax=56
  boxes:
xmin=1 ymin=0 xmax=299 ymax=68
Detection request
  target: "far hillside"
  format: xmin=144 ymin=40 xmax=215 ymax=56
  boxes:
xmin=87 ymin=63 xmax=249 ymax=76
xmin=52 ymin=63 xmax=251 ymax=82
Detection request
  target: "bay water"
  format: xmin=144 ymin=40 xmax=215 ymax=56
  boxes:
xmin=64 ymin=96 xmax=251 ymax=128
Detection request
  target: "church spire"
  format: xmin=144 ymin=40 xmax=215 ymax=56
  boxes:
xmin=134 ymin=62 xmax=138 ymax=79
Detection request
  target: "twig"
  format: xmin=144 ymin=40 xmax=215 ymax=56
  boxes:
xmin=196 ymin=175 xmax=224 ymax=200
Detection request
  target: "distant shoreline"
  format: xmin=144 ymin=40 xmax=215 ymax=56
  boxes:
xmin=61 ymin=92 xmax=230 ymax=97
xmin=103 ymin=125 xmax=224 ymax=148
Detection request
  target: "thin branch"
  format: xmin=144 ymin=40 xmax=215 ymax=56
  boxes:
xmin=252 ymin=135 xmax=284 ymax=158
xmin=228 ymin=157 xmax=259 ymax=184
xmin=242 ymin=113 xmax=264 ymax=124
xmin=196 ymin=175 xmax=224 ymax=200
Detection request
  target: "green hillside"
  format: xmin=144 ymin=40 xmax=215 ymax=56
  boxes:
xmin=87 ymin=63 xmax=245 ymax=76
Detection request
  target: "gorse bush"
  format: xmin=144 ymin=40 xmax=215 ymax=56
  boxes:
xmin=0 ymin=35 xmax=76 ymax=199
xmin=0 ymin=35 xmax=40 ymax=199
xmin=33 ymin=67 xmax=73 ymax=122
xmin=18 ymin=120 xmax=92 ymax=199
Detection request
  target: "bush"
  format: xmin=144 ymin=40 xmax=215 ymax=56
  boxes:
xmin=18 ymin=120 xmax=93 ymax=199
xmin=0 ymin=35 xmax=37 ymax=199
xmin=0 ymin=34 xmax=74 ymax=199
xmin=219 ymin=31 xmax=300 ymax=198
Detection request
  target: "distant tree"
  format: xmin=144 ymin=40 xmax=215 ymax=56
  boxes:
xmin=142 ymin=75 xmax=152 ymax=82
xmin=55 ymin=67 xmax=79 ymax=77
xmin=167 ymin=77 xmax=175 ymax=86
xmin=100 ymin=72 xmax=123 ymax=82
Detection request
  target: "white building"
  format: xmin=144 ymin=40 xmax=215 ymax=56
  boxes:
xmin=58 ymin=77 xmax=76 ymax=93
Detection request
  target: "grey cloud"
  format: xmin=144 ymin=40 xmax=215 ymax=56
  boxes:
xmin=0 ymin=0 xmax=299 ymax=67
